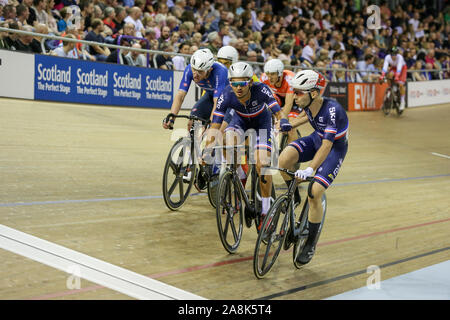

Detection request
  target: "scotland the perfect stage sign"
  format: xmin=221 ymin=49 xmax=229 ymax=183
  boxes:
xmin=34 ymin=55 xmax=173 ymax=108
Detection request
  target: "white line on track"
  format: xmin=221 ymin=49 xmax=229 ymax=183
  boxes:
xmin=0 ymin=224 xmax=205 ymax=300
xmin=431 ymin=152 xmax=450 ymax=159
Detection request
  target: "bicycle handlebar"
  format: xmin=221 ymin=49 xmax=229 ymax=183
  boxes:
xmin=263 ymin=166 xmax=316 ymax=199
xmin=164 ymin=113 xmax=210 ymax=130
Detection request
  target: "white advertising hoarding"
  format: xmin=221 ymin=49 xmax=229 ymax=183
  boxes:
xmin=408 ymin=79 xmax=450 ymax=108
xmin=0 ymin=50 xmax=34 ymax=99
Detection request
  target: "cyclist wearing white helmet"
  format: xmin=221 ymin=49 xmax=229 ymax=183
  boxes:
xmin=162 ymin=48 xmax=228 ymax=130
xmin=217 ymin=45 xmax=239 ymax=69
xmin=204 ymin=62 xmax=292 ymax=229
xmin=279 ymin=69 xmax=349 ymax=266
xmin=260 ymin=59 xmax=300 ymax=144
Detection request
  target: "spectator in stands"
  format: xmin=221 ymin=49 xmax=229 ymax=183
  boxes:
xmin=85 ymin=18 xmax=111 ymax=61
xmin=301 ymin=37 xmax=316 ymax=65
xmin=112 ymin=6 xmax=126 ymax=34
xmin=158 ymin=25 xmax=171 ymax=48
xmin=2 ymin=4 xmax=16 ymax=21
xmin=440 ymin=54 xmax=450 ymax=79
xmin=106 ymin=37 xmax=132 ymax=65
xmin=206 ymin=31 xmax=221 ymax=55
xmin=16 ymin=4 xmax=30 ymax=27
xmin=155 ymin=41 xmax=174 ymax=70
xmin=14 ymin=25 xmax=35 ymax=53
xmin=425 ymin=49 xmax=438 ymax=70
xmin=79 ymin=1 xmax=94 ymax=31
xmin=277 ymin=43 xmax=292 ymax=66
xmin=126 ymin=42 xmax=147 ymax=67
xmin=124 ymin=6 xmax=144 ymax=38
xmin=357 ymin=54 xmax=378 ymax=82
xmin=411 ymin=60 xmax=427 ymax=81
xmin=57 ymin=6 xmax=71 ymax=33
xmin=122 ymin=22 xmax=136 ymax=38
xmin=103 ymin=7 xmax=116 ymax=34
xmin=2 ymin=20 xmax=20 ymax=50
xmin=190 ymin=32 xmax=202 ymax=48
xmin=34 ymin=0 xmax=48 ymax=26
xmin=51 ymin=33 xmax=78 ymax=58
xmin=166 ymin=15 xmax=178 ymax=32
xmin=23 ymin=0 xmax=37 ymax=27
xmin=172 ymin=41 xmax=190 ymax=71
xmin=44 ymin=0 xmax=59 ymax=35
xmin=31 ymin=23 xmax=51 ymax=53
xmin=0 ymin=21 xmax=10 ymax=49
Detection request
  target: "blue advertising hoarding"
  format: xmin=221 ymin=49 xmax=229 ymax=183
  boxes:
xmin=34 ymin=55 xmax=173 ymax=108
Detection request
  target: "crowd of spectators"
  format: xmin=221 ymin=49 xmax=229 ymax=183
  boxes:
xmin=1 ymin=0 xmax=449 ymax=82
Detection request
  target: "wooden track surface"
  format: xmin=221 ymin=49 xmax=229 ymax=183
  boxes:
xmin=0 ymin=98 xmax=449 ymax=300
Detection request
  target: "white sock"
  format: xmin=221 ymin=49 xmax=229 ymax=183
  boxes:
xmin=262 ymin=197 xmax=271 ymax=215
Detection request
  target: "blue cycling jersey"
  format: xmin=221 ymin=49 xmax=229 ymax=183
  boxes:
xmin=289 ymin=97 xmax=349 ymax=189
xmin=211 ymin=82 xmax=281 ymax=124
xmin=304 ymin=97 xmax=349 ymax=144
xmin=178 ymin=62 xmax=229 ymax=99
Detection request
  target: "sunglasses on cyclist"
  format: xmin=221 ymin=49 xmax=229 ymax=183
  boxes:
xmin=230 ymin=80 xmax=251 ymax=88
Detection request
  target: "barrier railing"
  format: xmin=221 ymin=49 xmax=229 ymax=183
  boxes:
xmin=1 ymin=27 xmax=448 ymax=82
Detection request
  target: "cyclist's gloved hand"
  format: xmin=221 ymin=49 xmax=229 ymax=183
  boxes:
xmin=378 ymin=72 xmax=385 ymax=83
xmin=280 ymin=118 xmax=292 ymax=132
xmin=162 ymin=116 xmax=175 ymax=129
xmin=294 ymin=167 xmax=314 ymax=180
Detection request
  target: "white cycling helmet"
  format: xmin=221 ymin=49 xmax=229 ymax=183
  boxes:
xmin=228 ymin=62 xmax=254 ymax=79
xmin=190 ymin=48 xmax=215 ymax=71
xmin=291 ymin=69 xmax=326 ymax=91
xmin=217 ymin=46 xmax=239 ymax=63
xmin=264 ymin=58 xmax=284 ymax=76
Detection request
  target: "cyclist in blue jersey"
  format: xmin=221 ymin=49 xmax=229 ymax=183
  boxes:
xmin=204 ymin=62 xmax=293 ymax=228
xmin=278 ymin=70 xmax=349 ymax=266
xmin=162 ymin=48 xmax=229 ymax=130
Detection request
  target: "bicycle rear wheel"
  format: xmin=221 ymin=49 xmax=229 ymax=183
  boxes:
xmin=253 ymin=195 xmax=290 ymax=279
xmin=162 ymin=138 xmax=196 ymax=211
xmin=293 ymin=193 xmax=327 ymax=268
xmin=216 ymin=170 xmax=243 ymax=254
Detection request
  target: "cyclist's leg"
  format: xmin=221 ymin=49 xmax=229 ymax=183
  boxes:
xmin=223 ymin=115 xmax=246 ymax=165
xmin=398 ymin=65 xmax=407 ymax=110
xmin=278 ymin=133 xmax=318 ymax=181
xmin=253 ymin=113 xmax=275 ymax=219
xmin=191 ymin=92 xmax=215 ymax=189
xmin=297 ymin=142 xmax=348 ymax=264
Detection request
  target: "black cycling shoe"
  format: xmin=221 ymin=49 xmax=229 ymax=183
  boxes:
xmin=294 ymin=242 xmax=316 ymax=267
xmin=244 ymin=206 xmax=254 ymax=228
xmin=194 ymin=170 xmax=208 ymax=191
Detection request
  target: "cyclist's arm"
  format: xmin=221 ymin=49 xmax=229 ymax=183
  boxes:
xmin=289 ymin=110 xmax=309 ymax=127
xmin=209 ymin=97 xmax=218 ymax=121
xmin=169 ymin=90 xmax=187 ymax=115
xmin=309 ymin=139 xmax=333 ymax=171
xmin=282 ymin=92 xmax=295 ymax=116
xmin=205 ymin=122 xmax=221 ymax=148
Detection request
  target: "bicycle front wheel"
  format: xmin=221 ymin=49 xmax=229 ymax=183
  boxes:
xmin=162 ymin=138 xmax=196 ymax=211
xmin=253 ymin=195 xmax=290 ymax=279
xmin=382 ymin=88 xmax=393 ymax=116
xmin=216 ymin=170 xmax=243 ymax=254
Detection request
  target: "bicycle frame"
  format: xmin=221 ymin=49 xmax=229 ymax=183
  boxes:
xmin=215 ymin=145 xmax=256 ymax=211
